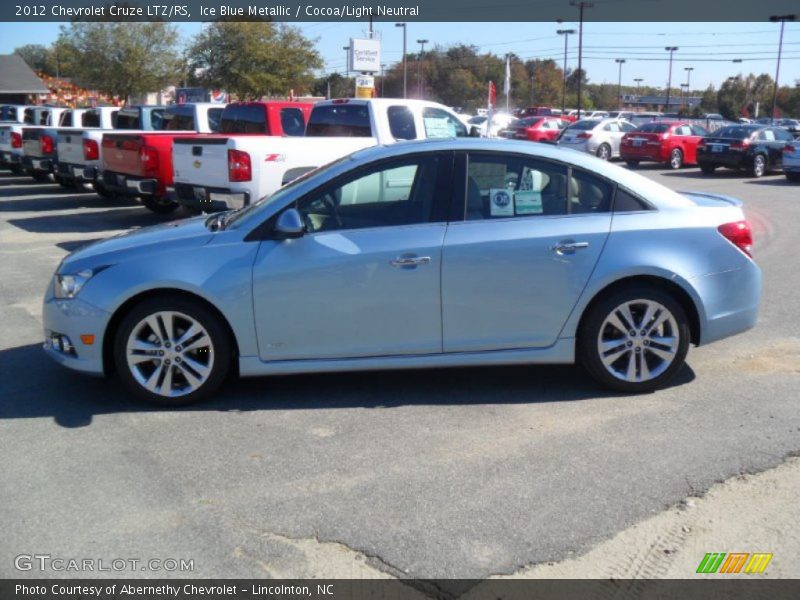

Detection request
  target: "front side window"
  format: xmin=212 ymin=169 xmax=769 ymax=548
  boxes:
xmin=82 ymin=110 xmax=101 ymax=128
xmin=422 ymin=107 xmax=467 ymax=138
xmin=219 ymin=104 xmax=268 ymax=134
xmin=387 ymin=105 xmax=417 ymax=140
xmin=279 ymin=107 xmax=306 ymax=136
xmin=759 ymin=129 xmax=776 ymax=142
xmin=465 ymin=154 xmax=613 ymax=220
xmin=297 ymin=154 xmax=443 ymax=233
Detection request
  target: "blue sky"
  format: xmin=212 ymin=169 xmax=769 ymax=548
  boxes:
xmin=1 ymin=21 xmax=798 ymax=91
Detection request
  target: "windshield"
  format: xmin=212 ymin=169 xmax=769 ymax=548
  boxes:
xmin=224 ymin=155 xmax=354 ymax=229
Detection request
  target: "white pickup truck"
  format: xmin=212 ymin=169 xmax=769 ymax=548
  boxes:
xmin=0 ymin=105 xmax=32 ymax=174
xmin=20 ymin=107 xmax=72 ymax=181
xmin=54 ymin=107 xmax=119 ymax=191
xmin=172 ymin=98 xmax=468 ymax=212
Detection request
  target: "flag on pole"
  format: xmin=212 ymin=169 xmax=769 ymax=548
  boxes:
xmin=488 ymin=81 xmax=496 ymax=108
xmin=503 ymin=55 xmax=511 ymax=96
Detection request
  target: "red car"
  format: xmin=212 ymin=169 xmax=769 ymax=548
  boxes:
xmin=506 ymin=117 xmax=569 ymax=142
xmin=620 ymin=121 xmax=709 ymax=169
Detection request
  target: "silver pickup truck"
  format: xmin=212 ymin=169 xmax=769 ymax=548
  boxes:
xmin=54 ymin=107 xmax=119 ymax=191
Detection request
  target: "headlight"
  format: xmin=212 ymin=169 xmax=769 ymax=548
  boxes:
xmin=53 ymin=266 xmax=108 ymax=299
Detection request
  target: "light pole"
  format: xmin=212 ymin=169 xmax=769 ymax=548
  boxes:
xmin=615 ymin=58 xmax=626 ymax=109
xmin=570 ymin=1 xmax=593 ymax=118
xmin=395 ymin=22 xmax=407 ymax=99
xmin=557 ymin=29 xmax=575 ymax=113
xmin=380 ymin=63 xmax=386 ymax=97
xmin=416 ymin=39 xmax=429 ymax=99
xmin=343 ymin=45 xmax=350 ymax=78
xmin=769 ymin=14 xmax=797 ymax=119
xmin=664 ymin=46 xmax=678 ymax=112
xmin=680 ymin=83 xmax=689 ymax=108
xmin=634 ymin=78 xmax=643 ymax=111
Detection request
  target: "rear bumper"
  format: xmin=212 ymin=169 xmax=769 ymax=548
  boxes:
xmin=693 ymin=261 xmax=761 ymax=346
xmin=620 ymin=145 xmax=668 ymax=162
xmin=22 ymin=155 xmax=53 ymax=173
xmin=55 ymin=161 xmax=88 ymax=183
xmin=173 ymin=182 xmax=249 ymax=212
xmin=102 ymin=170 xmax=158 ymax=196
xmin=696 ymin=151 xmax=747 ymax=169
xmin=0 ymin=150 xmax=22 ymax=165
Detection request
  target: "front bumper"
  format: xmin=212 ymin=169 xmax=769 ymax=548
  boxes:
xmin=102 ymin=170 xmax=157 ymax=197
xmin=693 ymin=261 xmax=761 ymax=346
xmin=22 ymin=155 xmax=53 ymax=173
xmin=42 ymin=293 xmax=110 ymax=376
xmin=173 ymin=182 xmax=249 ymax=212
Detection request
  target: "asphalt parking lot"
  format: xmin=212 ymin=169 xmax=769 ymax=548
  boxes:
xmin=1 ymin=165 xmax=799 ymax=582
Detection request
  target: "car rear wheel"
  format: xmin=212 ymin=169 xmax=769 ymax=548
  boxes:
xmin=31 ymin=171 xmax=50 ymax=183
xmin=142 ymin=195 xmax=179 ymax=214
xmin=749 ymin=154 xmax=767 ymax=178
xmin=700 ymin=164 xmax=716 ymax=175
xmin=113 ymin=296 xmax=232 ymax=405
xmin=93 ymin=182 xmax=114 ymax=199
xmin=578 ymin=286 xmax=690 ymax=393
xmin=625 ymin=160 xmax=639 ymax=167
xmin=596 ymin=143 xmax=611 ymax=160
xmin=668 ymin=148 xmax=684 ymax=170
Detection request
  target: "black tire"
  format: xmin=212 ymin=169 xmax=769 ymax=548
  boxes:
xmin=31 ymin=171 xmax=51 ymax=183
xmin=578 ymin=285 xmax=691 ymax=393
xmin=10 ymin=164 xmax=24 ymax=176
xmin=596 ymin=143 xmax=612 ymax=160
xmin=787 ymin=172 xmax=800 ymax=183
xmin=142 ymin=195 xmax=179 ymax=214
xmin=93 ymin=182 xmax=114 ymax=198
xmin=113 ymin=295 xmax=233 ymax=405
xmin=625 ymin=160 xmax=639 ymax=167
xmin=749 ymin=154 xmax=767 ymax=178
xmin=668 ymin=148 xmax=684 ymax=170
xmin=700 ymin=164 xmax=716 ymax=175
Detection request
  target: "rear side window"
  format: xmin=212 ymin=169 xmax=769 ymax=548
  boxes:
xmin=422 ymin=107 xmax=467 ymax=138
xmin=150 ymin=109 xmax=166 ymax=130
xmin=82 ymin=110 xmax=101 ymax=128
xmin=280 ymin=108 xmax=306 ymax=136
xmin=24 ymin=108 xmax=35 ymax=124
xmin=614 ymin=187 xmax=652 ymax=212
xmin=114 ymin=110 xmax=140 ymax=129
xmin=569 ymin=169 xmax=613 ymax=214
xmin=388 ymin=105 xmax=417 ymax=140
xmin=691 ymin=125 xmax=709 ymax=136
xmin=207 ymin=108 xmax=224 ymax=132
xmin=219 ymin=104 xmax=268 ymax=134
xmin=306 ymin=104 xmax=372 ymax=137
xmin=164 ymin=107 xmax=194 ymax=131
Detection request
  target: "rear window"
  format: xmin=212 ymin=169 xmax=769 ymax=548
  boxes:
xmin=82 ymin=110 xmax=101 ymax=128
xmin=164 ymin=106 xmax=196 ymax=131
xmin=388 ymin=105 xmax=417 ymax=140
xmin=219 ymin=104 xmax=268 ymax=134
xmin=279 ymin=107 xmax=306 ymax=136
xmin=715 ymin=126 xmax=756 ymax=139
xmin=518 ymin=117 xmax=542 ymax=127
xmin=114 ymin=110 xmax=140 ymax=129
xmin=1 ymin=106 xmax=18 ymax=121
xmin=637 ymin=123 xmax=670 ymax=134
xmin=568 ymin=120 xmax=597 ymax=131
xmin=306 ymin=104 xmax=372 ymax=137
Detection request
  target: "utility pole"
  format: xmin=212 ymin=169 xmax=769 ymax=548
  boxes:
xmin=769 ymin=14 xmax=797 ymax=119
xmin=557 ymin=29 xmax=575 ymax=113
xmin=570 ymin=1 xmax=592 ymax=118
xmin=416 ymin=39 xmax=429 ymax=99
xmin=343 ymin=45 xmax=350 ymax=78
xmin=683 ymin=67 xmax=693 ymax=110
xmin=664 ymin=46 xmax=678 ymax=112
xmin=395 ymin=22 xmax=407 ymax=99
xmin=615 ymin=58 xmax=626 ymax=109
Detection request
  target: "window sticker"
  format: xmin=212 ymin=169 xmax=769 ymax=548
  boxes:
xmin=489 ymin=188 xmax=514 ymax=216
xmin=515 ymin=191 xmax=543 ymax=215
xmin=424 ymin=117 xmax=455 ymax=138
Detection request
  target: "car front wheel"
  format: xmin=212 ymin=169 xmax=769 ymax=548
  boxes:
xmin=114 ymin=296 xmax=232 ymax=405
xmin=578 ymin=286 xmax=690 ymax=393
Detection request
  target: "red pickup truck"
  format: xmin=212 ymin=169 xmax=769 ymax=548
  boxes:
xmin=101 ymin=101 xmax=312 ymax=213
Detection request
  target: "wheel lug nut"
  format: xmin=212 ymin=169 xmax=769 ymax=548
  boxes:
xmin=640 ymin=330 xmax=647 ymax=336
xmin=175 ymin=357 xmax=182 ymax=363
xmin=629 ymin=330 xmax=636 ymax=337
xmin=175 ymin=346 xmax=182 ymax=352
xmin=165 ymin=359 xmax=171 ymax=365
xmin=635 ymin=347 xmax=642 ymax=353
xmin=159 ymin=350 xmax=165 ymax=356
xmin=627 ymin=341 xmax=633 ymax=347
xmin=165 ymin=342 xmax=171 ymax=348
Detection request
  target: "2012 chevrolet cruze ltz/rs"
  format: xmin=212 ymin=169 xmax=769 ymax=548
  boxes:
xmin=43 ymin=139 xmax=761 ymax=405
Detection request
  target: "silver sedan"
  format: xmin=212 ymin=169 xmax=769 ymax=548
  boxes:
xmin=43 ymin=139 xmax=761 ymax=404
xmin=557 ymin=118 xmax=637 ymax=160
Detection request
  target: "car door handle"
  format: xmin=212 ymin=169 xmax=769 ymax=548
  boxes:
xmin=390 ymin=255 xmax=431 ymax=267
xmin=551 ymin=240 xmax=589 ymax=255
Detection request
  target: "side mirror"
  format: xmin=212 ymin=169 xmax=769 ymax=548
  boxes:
xmin=273 ymin=208 xmax=305 ymax=240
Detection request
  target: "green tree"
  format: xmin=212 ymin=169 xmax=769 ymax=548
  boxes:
xmin=14 ymin=44 xmax=49 ymax=72
xmin=311 ymin=73 xmax=354 ymax=99
xmin=60 ymin=22 xmax=182 ymax=101
xmin=525 ymin=59 xmax=564 ymax=108
xmin=699 ymin=84 xmax=717 ymax=114
xmin=187 ymin=22 xmax=322 ymax=100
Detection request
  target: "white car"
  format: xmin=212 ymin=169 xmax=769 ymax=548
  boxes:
xmin=557 ymin=118 xmax=637 ymax=160
xmin=470 ymin=113 xmax=518 ymax=138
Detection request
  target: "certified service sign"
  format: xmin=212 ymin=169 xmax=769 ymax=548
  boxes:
xmin=350 ymin=38 xmax=381 ymax=73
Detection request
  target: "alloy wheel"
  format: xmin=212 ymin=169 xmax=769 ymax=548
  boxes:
xmin=125 ymin=311 xmax=215 ymax=398
xmin=596 ymin=299 xmax=680 ymax=383
xmin=669 ymin=149 xmax=683 ymax=169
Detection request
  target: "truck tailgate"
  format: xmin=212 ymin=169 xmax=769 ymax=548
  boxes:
xmin=102 ymin=133 xmax=145 ymax=176
xmin=57 ymin=129 xmax=88 ymax=164
xmin=173 ymin=136 xmax=230 ymax=188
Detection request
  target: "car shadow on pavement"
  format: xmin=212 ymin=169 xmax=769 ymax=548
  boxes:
xmin=744 ymin=178 xmax=797 ymax=187
xmin=8 ymin=209 xmax=179 ymax=233
xmin=659 ymin=170 xmax=782 ymax=180
xmin=0 ymin=192 xmax=136 ymax=212
xmin=0 ymin=342 xmax=696 ymax=428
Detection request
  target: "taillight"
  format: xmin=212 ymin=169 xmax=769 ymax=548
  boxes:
xmin=718 ymin=221 xmax=753 ymax=258
xmin=139 ymin=145 xmax=159 ymax=174
xmin=40 ymin=134 xmax=54 ymax=155
xmin=83 ymin=139 xmax=99 ymax=161
xmin=659 ymin=133 xmax=671 ymax=140
xmin=577 ymin=132 xmax=592 ymax=139
xmin=697 ymin=139 xmax=707 ymax=147
xmin=730 ymin=139 xmax=751 ymax=150
xmin=228 ymin=149 xmax=251 ymax=182
xmin=10 ymin=132 xmax=22 ymax=148
xmin=785 ymin=144 xmax=796 ymax=153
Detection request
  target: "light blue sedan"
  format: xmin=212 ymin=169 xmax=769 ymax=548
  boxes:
xmin=43 ymin=139 xmax=761 ymax=404
xmin=784 ymin=139 xmax=800 ymax=182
